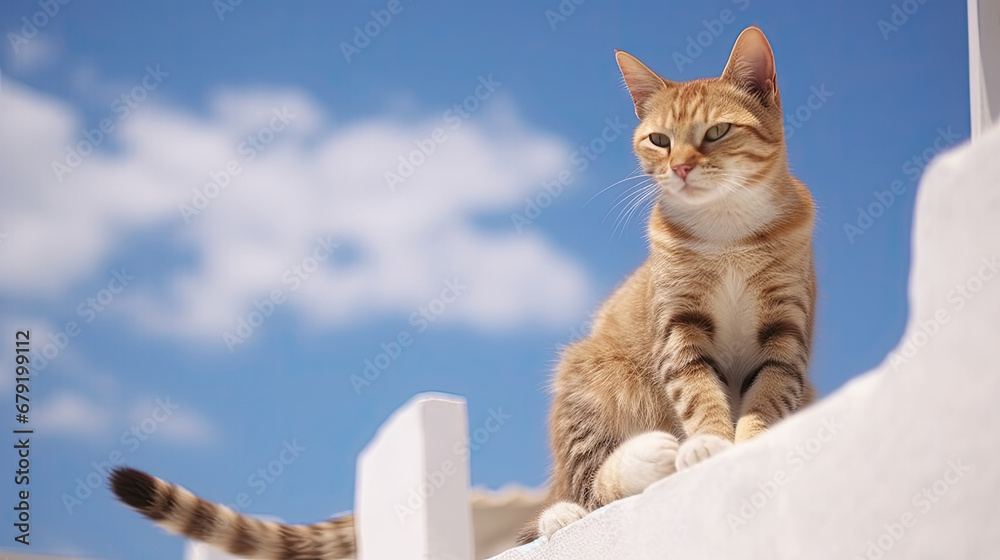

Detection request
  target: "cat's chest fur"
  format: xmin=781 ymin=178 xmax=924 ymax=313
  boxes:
xmin=706 ymin=261 xmax=762 ymax=397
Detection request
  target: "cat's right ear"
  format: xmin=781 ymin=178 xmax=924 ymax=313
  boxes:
xmin=615 ymin=50 xmax=671 ymax=119
xmin=721 ymin=27 xmax=778 ymax=106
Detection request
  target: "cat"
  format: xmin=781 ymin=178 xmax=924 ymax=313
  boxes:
xmin=523 ymin=25 xmax=817 ymax=542
xmin=109 ymin=25 xmax=816 ymax=557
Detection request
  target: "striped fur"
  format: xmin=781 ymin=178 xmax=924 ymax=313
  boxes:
xmin=110 ymin=467 xmax=355 ymax=559
xmin=524 ymin=27 xmax=817 ymax=542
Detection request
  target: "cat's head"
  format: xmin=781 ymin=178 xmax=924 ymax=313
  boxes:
xmin=616 ymin=27 xmax=785 ymax=209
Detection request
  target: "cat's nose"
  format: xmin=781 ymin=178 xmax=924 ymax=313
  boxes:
xmin=671 ymin=162 xmax=695 ymax=179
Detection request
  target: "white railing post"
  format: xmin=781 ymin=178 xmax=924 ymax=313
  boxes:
xmin=969 ymin=0 xmax=999 ymax=138
xmin=356 ymin=393 xmax=474 ymax=560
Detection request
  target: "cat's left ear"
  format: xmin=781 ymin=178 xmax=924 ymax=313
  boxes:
xmin=616 ymin=50 xmax=673 ymax=119
xmin=722 ymin=26 xmax=778 ymax=106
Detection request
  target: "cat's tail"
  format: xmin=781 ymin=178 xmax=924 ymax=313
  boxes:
xmin=110 ymin=467 xmax=355 ymax=560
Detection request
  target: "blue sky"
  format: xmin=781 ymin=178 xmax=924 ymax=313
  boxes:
xmin=0 ymin=0 xmax=969 ymax=558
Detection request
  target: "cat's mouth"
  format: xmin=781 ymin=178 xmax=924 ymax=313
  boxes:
xmin=655 ymin=175 xmax=725 ymax=206
xmin=660 ymin=176 xmax=709 ymax=196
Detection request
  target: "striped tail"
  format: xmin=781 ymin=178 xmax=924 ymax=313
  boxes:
xmin=110 ymin=467 xmax=356 ymax=560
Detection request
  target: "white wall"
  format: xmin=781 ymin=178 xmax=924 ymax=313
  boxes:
xmin=970 ymin=0 xmax=999 ymax=137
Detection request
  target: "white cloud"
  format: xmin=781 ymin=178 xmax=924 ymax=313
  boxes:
xmin=127 ymin=399 xmax=219 ymax=446
xmin=0 ymin=80 xmax=592 ymax=342
xmin=32 ymin=392 xmax=114 ymax=440
xmin=32 ymin=389 xmax=219 ymax=447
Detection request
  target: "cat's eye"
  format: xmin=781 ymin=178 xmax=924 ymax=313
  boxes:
xmin=704 ymin=123 xmax=732 ymax=142
xmin=648 ymin=133 xmax=670 ymax=148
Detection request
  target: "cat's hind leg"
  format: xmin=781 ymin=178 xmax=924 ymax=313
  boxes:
xmin=536 ymin=431 xmax=679 ymax=540
xmin=537 ymin=501 xmax=589 ymax=540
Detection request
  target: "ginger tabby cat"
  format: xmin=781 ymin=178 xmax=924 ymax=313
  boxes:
xmin=527 ymin=26 xmax=817 ymax=541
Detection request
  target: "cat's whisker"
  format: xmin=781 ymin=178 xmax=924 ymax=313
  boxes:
xmin=713 ymin=175 xmax=751 ymax=195
xmin=616 ymin=191 xmax=655 ymax=239
xmin=606 ymin=189 xmax=649 ymax=230
xmin=597 ymin=172 xmax=649 ymax=213
xmin=612 ymin=183 xmax=658 ymax=238
xmin=603 ymin=180 xmax=656 ymax=224
xmin=586 ymin=167 xmax=648 ymax=207
xmin=609 ymin=178 xmax=656 ymax=209
xmin=616 ymin=186 xmax=653 ymax=234
xmin=635 ymin=190 xmax=661 ymax=237
xmin=710 ymin=180 xmax=737 ymax=194
xmin=717 ymin=173 xmax=753 ymax=190
xmin=714 ymin=173 xmax=746 ymax=186
xmin=609 ymin=184 xmax=652 ymax=233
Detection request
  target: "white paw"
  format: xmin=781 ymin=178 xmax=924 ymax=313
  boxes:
xmin=537 ymin=501 xmax=589 ymax=539
xmin=611 ymin=431 xmax=680 ymax=496
xmin=675 ymin=433 xmax=733 ymax=471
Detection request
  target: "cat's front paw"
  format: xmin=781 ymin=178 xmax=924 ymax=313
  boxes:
xmin=615 ymin=431 xmax=680 ymax=496
xmin=675 ymin=433 xmax=733 ymax=471
xmin=735 ymin=414 xmax=768 ymax=442
xmin=537 ymin=501 xmax=589 ymax=540
xmin=595 ymin=431 xmax=679 ymax=501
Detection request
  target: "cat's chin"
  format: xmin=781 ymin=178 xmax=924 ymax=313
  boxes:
xmin=662 ymin=182 xmax=724 ymax=206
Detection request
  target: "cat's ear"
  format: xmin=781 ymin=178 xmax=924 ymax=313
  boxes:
xmin=721 ymin=26 xmax=778 ymax=106
xmin=616 ymin=50 xmax=672 ymax=119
